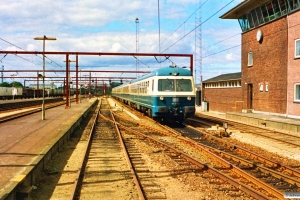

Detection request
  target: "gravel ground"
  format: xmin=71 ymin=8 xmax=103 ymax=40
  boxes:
xmin=28 ymin=99 xmax=300 ymax=199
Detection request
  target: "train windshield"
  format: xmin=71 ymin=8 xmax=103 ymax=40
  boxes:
xmin=158 ymin=79 xmax=192 ymax=92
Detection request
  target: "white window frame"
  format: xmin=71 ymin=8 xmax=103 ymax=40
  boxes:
xmin=295 ymin=39 xmax=300 ymax=58
xmin=259 ymin=84 xmax=263 ymax=92
xmin=295 ymin=83 xmax=300 ymax=102
xmin=248 ymin=52 xmax=253 ymax=66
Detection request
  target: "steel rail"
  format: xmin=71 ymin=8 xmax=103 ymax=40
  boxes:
xmin=100 ymin=114 xmax=272 ymax=200
xmin=68 ymin=99 xmax=101 ymax=200
xmin=143 ymin=121 xmax=290 ymax=199
xmin=187 ymin=118 xmax=300 ymax=179
xmin=106 ymin=105 xmax=146 ymax=200
xmin=111 ymin=99 xmax=297 ymax=199
xmin=164 ymin=125 xmax=293 ymax=200
xmin=193 ymin=114 xmax=300 ymax=148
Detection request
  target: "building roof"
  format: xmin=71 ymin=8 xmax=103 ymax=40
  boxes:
xmin=203 ymin=72 xmax=241 ymax=83
xmin=220 ymin=0 xmax=269 ymax=19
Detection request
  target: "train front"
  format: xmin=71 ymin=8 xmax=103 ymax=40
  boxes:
xmin=152 ymin=68 xmax=196 ymax=122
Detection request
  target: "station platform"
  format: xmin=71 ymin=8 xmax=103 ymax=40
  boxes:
xmin=0 ymin=97 xmax=63 ymax=112
xmin=196 ymin=106 xmax=300 ymax=135
xmin=0 ymin=98 xmax=98 ymax=200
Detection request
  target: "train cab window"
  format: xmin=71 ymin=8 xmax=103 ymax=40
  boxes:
xmin=158 ymin=79 xmax=174 ymax=91
xmin=158 ymin=79 xmax=192 ymax=92
xmin=176 ymin=79 xmax=192 ymax=91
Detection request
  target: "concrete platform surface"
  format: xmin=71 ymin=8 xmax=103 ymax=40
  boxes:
xmin=0 ymin=98 xmax=97 ymax=199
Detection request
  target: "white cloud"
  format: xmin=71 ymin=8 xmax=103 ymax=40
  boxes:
xmin=0 ymin=0 xmax=242 ymax=83
xmin=27 ymin=44 xmax=38 ymax=51
xmin=226 ymin=53 xmax=237 ymax=61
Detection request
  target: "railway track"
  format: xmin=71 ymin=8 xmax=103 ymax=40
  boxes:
xmin=68 ymin=98 xmax=256 ymax=199
xmin=71 ymin=98 xmax=143 ymax=199
xmin=110 ymin=98 xmax=300 ymax=199
xmin=163 ymin=124 xmax=300 ymax=200
xmin=191 ymin=113 xmax=300 ymax=148
xmin=31 ymin=97 xmax=300 ymax=199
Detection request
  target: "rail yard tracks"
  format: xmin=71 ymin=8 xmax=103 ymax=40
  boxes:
xmin=110 ymin=97 xmax=300 ymax=199
xmin=33 ymin=97 xmax=300 ymax=199
xmin=191 ymin=113 xmax=300 ymax=148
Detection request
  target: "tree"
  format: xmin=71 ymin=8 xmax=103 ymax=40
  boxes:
xmin=9 ymin=81 xmax=23 ymax=88
xmin=0 ymin=82 xmax=10 ymax=87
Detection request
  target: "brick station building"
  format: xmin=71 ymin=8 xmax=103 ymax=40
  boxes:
xmin=203 ymin=0 xmax=300 ymax=118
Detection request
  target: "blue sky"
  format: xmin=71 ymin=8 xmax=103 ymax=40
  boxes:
xmin=0 ymin=0 xmax=244 ymax=85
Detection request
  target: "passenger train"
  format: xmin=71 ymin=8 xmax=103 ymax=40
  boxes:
xmin=111 ymin=66 xmax=196 ymax=122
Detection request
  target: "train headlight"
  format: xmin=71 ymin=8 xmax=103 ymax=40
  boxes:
xmin=187 ymin=96 xmax=191 ymax=101
xmin=160 ymin=96 xmax=164 ymax=101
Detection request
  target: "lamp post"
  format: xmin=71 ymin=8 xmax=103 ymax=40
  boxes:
xmin=34 ymin=36 xmax=56 ymax=120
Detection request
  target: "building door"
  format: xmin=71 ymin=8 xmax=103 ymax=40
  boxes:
xmin=247 ymin=84 xmax=253 ymax=109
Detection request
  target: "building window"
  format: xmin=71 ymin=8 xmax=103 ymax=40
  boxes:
xmin=295 ymin=84 xmax=300 ymax=102
xmin=248 ymin=52 xmax=253 ymax=66
xmin=260 ymin=84 xmax=264 ymax=92
xmin=266 ymin=84 xmax=269 ymax=92
xmin=238 ymin=0 xmax=300 ymax=33
xmin=288 ymin=0 xmax=300 ymax=11
xmin=295 ymin=39 xmax=300 ymax=58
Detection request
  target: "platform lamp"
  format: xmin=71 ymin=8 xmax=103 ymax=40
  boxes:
xmin=34 ymin=36 xmax=56 ymax=120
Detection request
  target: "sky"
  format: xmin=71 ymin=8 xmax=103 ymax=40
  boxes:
xmin=0 ymin=0 xmax=244 ymax=86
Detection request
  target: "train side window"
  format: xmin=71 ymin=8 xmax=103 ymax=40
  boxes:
xmin=152 ymin=80 xmax=154 ymax=91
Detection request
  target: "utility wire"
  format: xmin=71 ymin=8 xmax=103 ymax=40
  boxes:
xmin=202 ymin=44 xmax=240 ymax=58
xmin=159 ymin=0 xmax=209 ymax=48
xmin=162 ymin=0 xmax=234 ymax=53
xmin=202 ymin=32 xmax=241 ymax=50
xmin=145 ymin=0 xmax=209 ymax=67
xmin=202 ymin=17 xmax=300 ymax=59
xmin=0 ymin=37 xmax=62 ymax=68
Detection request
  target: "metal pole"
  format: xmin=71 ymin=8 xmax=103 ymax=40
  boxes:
xmin=37 ymin=72 xmax=39 ymax=98
xmin=65 ymin=54 xmax=69 ymax=109
xmin=69 ymin=61 xmax=71 ymax=108
xmin=76 ymin=55 xmax=79 ymax=104
xmin=42 ymin=36 xmax=45 ymax=120
xmin=89 ymin=72 xmax=91 ymax=99
xmin=80 ymin=70 xmax=81 ymax=103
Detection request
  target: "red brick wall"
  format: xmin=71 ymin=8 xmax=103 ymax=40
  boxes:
xmin=287 ymin=11 xmax=300 ymax=116
xmin=202 ymin=87 xmax=243 ymax=112
xmin=241 ymin=17 xmax=288 ymax=114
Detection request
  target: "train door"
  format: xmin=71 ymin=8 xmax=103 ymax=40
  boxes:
xmin=247 ymin=84 xmax=253 ymax=109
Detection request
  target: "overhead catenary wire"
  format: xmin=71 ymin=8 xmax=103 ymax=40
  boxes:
xmin=159 ymin=0 xmax=209 ymax=49
xmin=202 ymin=18 xmax=300 ymax=59
xmin=0 ymin=37 xmax=62 ymax=69
xmin=162 ymin=0 xmax=234 ymax=53
xmin=144 ymin=0 xmax=209 ymax=67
